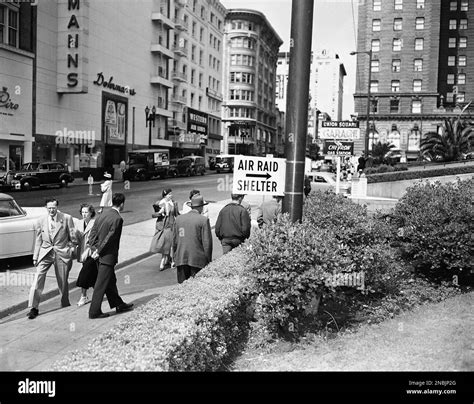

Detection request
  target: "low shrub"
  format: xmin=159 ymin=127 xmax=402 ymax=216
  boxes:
xmin=364 ymin=164 xmax=408 ymax=175
xmin=52 ymin=250 xmax=252 ymax=371
xmin=366 ymin=164 xmax=474 ymax=183
xmin=388 ymin=178 xmax=474 ymax=282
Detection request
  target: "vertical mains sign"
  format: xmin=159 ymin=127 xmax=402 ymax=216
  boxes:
xmin=57 ymin=0 xmax=89 ymax=93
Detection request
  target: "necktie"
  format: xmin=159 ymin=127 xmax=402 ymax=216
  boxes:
xmin=50 ymin=218 xmax=56 ymax=239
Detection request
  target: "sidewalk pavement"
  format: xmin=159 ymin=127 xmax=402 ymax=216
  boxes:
xmin=0 ymin=193 xmax=267 ymax=320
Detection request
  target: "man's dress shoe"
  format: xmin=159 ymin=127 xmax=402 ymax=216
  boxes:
xmin=27 ymin=308 xmax=39 ymax=319
xmin=89 ymin=312 xmax=110 ymax=319
xmin=116 ymin=303 xmax=134 ymax=313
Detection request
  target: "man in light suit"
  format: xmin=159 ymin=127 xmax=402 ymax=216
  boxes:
xmin=27 ymin=197 xmax=78 ymax=319
xmin=173 ymin=195 xmax=212 ymax=283
xmin=88 ymin=193 xmax=133 ymax=319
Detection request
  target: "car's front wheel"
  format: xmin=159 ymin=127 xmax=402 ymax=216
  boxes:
xmin=60 ymin=178 xmax=68 ymax=188
xmin=21 ymin=181 xmax=32 ymax=191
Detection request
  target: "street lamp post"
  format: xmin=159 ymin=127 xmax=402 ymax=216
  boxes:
xmin=351 ymin=49 xmax=373 ymax=155
xmin=145 ymin=105 xmax=156 ymax=148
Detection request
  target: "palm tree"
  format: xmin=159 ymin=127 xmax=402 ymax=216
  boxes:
xmin=420 ymin=117 xmax=474 ymax=162
xmin=371 ymin=141 xmax=396 ymax=165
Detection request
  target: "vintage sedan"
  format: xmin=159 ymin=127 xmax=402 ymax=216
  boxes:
xmin=0 ymin=193 xmax=45 ymax=260
xmin=306 ymin=171 xmax=351 ymax=196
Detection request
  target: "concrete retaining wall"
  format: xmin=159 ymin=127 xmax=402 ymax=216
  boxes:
xmin=367 ymin=173 xmax=473 ymax=199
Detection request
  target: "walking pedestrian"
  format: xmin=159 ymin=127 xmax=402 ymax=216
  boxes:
xmin=172 ymin=195 xmax=212 ymax=284
xmin=304 ymin=175 xmax=311 ymax=198
xmin=215 ymin=193 xmax=251 ymax=254
xmin=149 ymin=188 xmax=179 ymax=270
xmin=257 ymin=195 xmax=283 ymax=228
xmin=181 ymin=189 xmax=209 ymax=217
xmin=88 ymin=193 xmax=133 ymax=319
xmin=98 ymin=172 xmax=113 ymax=213
xmin=27 ymin=198 xmax=78 ymax=319
xmin=75 ymin=203 xmax=98 ymax=306
xmin=240 ymin=195 xmax=252 ymax=217
xmin=357 ymin=153 xmax=366 ymax=173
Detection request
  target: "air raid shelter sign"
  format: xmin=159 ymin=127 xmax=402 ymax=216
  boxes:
xmin=233 ymin=156 xmax=286 ymax=196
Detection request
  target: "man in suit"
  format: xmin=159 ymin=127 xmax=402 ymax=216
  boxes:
xmin=257 ymin=195 xmax=283 ymax=228
xmin=173 ymin=195 xmax=212 ymax=284
xmin=27 ymin=198 xmax=78 ymax=319
xmin=88 ymin=193 xmax=133 ymax=319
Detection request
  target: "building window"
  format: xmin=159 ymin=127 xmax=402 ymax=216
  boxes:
xmin=447 ymin=74 xmax=455 ymax=84
xmin=457 ymin=93 xmax=465 ymax=103
xmin=371 ymin=99 xmax=378 ymax=113
xmin=394 ymin=0 xmax=403 ymax=10
xmin=372 ymin=19 xmax=381 ymax=31
xmin=413 ymin=79 xmax=422 ymax=92
xmin=370 ymin=80 xmax=379 ymax=92
xmin=450 ymin=1 xmax=457 ymax=11
xmin=414 ymin=59 xmax=423 ymax=71
xmin=448 ymin=56 xmax=456 ymax=66
xmin=388 ymin=130 xmax=401 ymax=149
xmin=458 ymin=73 xmax=466 ymax=84
xmin=392 ymin=59 xmax=401 ymax=72
xmin=391 ymin=80 xmax=400 ymax=92
xmin=412 ymin=100 xmax=422 ymax=113
xmin=371 ymin=59 xmax=380 ymax=72
xmin=446 ymin=92 xmax=454 ymax=103
xmin=459 ymin=37 xmax=467 ymax=48
xmin=0 ymin=6 xmax=19 ymax=48
xmin=461 ymin=1 xmax=468 ymax=11
xmin=449 ymin=19 xmax=457 ymax=29
xmin=393 ymin=38 xmax=402 ymax=51
xmin=408 ymin=128 xmax=420 ymax=151
xmin=373 ymin=0 xmax=381 ymax=11
xmin=415 ymin=17 xmax=424 ymax=30
xmin=458 ymin=56 xmax=466 ymax=66
xmin=393 ymin=18 xmax=402 ymax=31
xmin=390 ymin=98 xmax=400 ymax=113
xmin=415 ymin=38 xmax=424 ymax=50
xmin=371 ymin=39 xmax=380 ymax=52
xmin=449 ymin=37 xmax=457 ymax=48
xmin=460 ymin=19 xmax=468 ymax=29
xmin=416 ymin=0 xmax=425 ymax=9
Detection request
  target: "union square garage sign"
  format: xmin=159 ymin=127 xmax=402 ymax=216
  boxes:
xmin=323 ymin=140 xmax=354 ymax=156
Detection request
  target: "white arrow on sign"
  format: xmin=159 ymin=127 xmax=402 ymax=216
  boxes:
xmin=232 ymin=155 xmax=286 ymax=196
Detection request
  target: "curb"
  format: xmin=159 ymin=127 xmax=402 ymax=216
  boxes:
xmin=0 ymin=251 xmax=155 ymax=321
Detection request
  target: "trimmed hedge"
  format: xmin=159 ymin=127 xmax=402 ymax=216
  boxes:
xmin=52 ymin=249 xmax=252 ymax=371
xmin=366 ymin=164 xmax=474 ymax=183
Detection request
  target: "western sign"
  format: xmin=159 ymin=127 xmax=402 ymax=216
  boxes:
xmin=233 ymin=156 xmax=286 ymax=196
xmin=323 ymin=141 xmax=354 ymax=156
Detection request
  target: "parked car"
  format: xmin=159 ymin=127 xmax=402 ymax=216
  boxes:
xmin=175 ymin=156 xmax=206 ymax=176
xmin=0 ymin=193 xmax=45 ymax=259
xmin=306 ymin=171 xmax=351 ymax=195
xmin=9 ymin=162 xmax=74 ymax=191
xmin=122 ymin=149 xmax=171 ymax=181
xmin=215 ymin=154 xmax=234 ymax=173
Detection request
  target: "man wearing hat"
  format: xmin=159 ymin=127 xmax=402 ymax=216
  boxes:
xmin=172 ymin=195 xmax=213 ymax=283
xmin=99 ymin=172 xmax=113 ymax=213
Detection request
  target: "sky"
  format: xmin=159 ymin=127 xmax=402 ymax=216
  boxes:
xmin=220 ymin=0 xmax=359 ymax=119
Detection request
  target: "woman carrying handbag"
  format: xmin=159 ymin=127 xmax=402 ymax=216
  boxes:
xmin=75 ymin=203 xmax=98 ymax=306
xmin=149 ymin=188 xmax=179 ymax=270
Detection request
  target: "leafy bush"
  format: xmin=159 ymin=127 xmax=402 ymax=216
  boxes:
xmin=364 ymin=164 xmax=408 ymax=175
xmin=389 ymin=178 xmax=474 ymax=282
xmin=366 ymin=164 xmax=474 ymax=183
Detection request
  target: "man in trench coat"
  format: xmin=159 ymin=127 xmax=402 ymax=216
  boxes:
xmin=172 ymin=195 xmax=212 ymax=283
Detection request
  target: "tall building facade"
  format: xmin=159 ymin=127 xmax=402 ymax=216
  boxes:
xmin=0 ymin=2 xmax=35 ymax=171
xmin=354 ymin=0 xmax=474 ymax=160
xmin=222 ymin=9 xmax=282 ymax=156
xmin=0 ymin=0 xmax=226 ymax=179
xmin=167 ymin=0 xmax=225 ymax=162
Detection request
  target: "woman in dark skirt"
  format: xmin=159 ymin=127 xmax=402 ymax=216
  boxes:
xmin=75 ymin=203 xmax=98 ymax=306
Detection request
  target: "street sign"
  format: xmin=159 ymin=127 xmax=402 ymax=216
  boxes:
xmin=319 ymin=120 xmax=360 ymax=140
xmin=323 ymin=140 xmax=354 ymax=156
xmin=233 ymin=155 xmax=286 ymax=196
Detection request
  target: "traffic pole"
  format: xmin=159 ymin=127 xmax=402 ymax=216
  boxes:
xmin=282 ymin=0 xmax=314 ymax=223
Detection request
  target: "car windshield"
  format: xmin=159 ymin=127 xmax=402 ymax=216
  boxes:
xmin=178 ymin=159 xmax=191 ymax=166
xmin=128 ymin=156 xmax=146 ymax=165
xmin=0 ymin=198 xmax=24 ymax=218
xmin=21 ymin=163 xmax=39 ymax=171
xmin=216 ymin=157 xmax=232 ymax=164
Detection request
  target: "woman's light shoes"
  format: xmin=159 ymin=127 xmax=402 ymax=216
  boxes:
xmin=77 ymin=295 xmax=90 ymax=306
